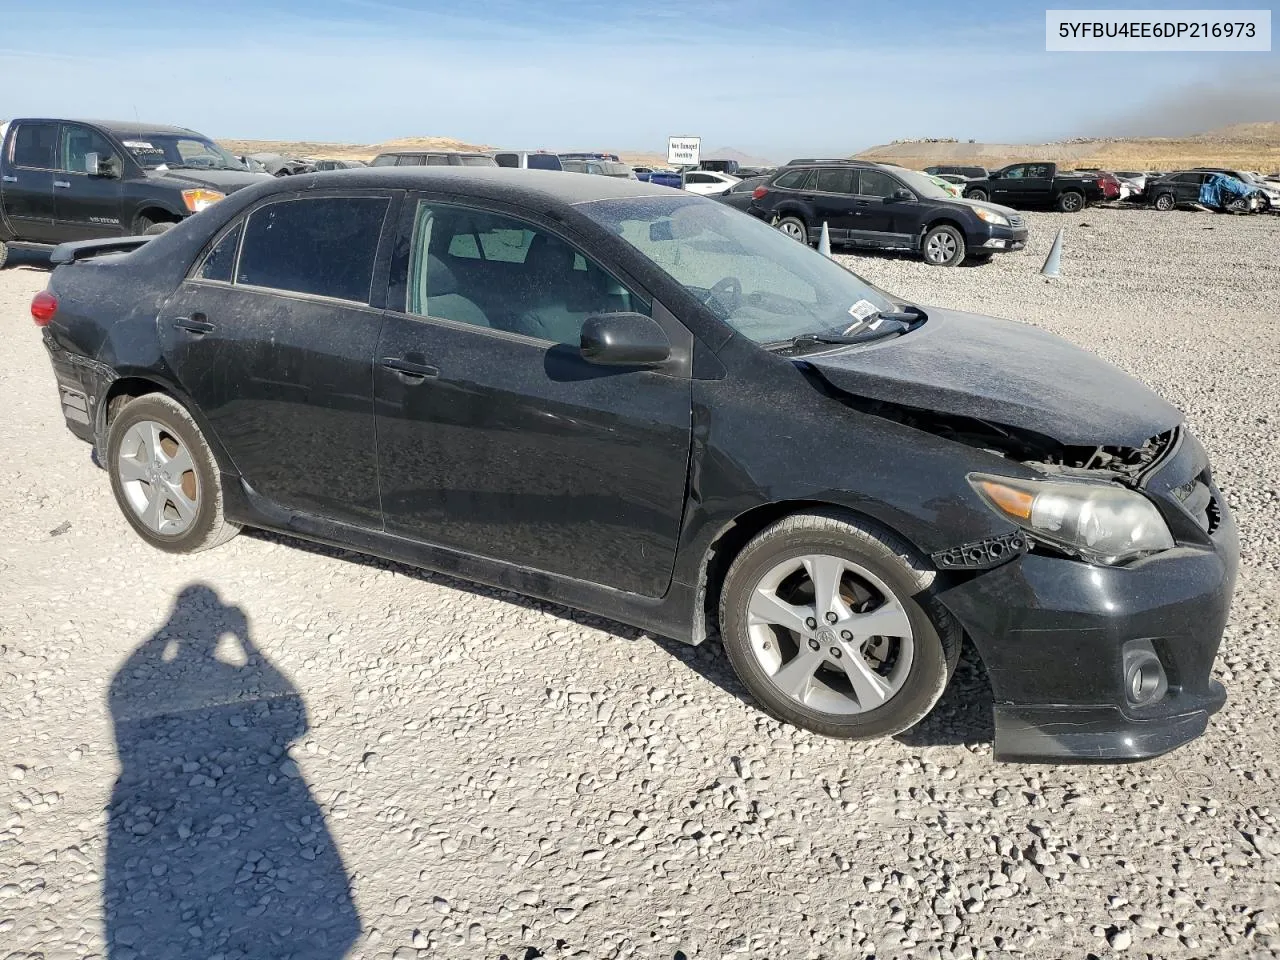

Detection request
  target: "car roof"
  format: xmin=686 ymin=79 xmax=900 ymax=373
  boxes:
xmin=275 ymin=166 xmax=682 ymax=204
xmin=9 ymin=118 xmax=205 ymax=137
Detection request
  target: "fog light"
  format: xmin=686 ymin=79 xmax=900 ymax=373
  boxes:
xmin=1122 ymin=640 xmax=1168 ymax=706
xmin=983 ymin=239 xmax=1007 ymax=249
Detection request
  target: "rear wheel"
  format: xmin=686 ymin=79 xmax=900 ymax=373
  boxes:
xmin=775 ymin=216 xmax=809 ymax=244
xmin=965 ymin=189 xmax=988 ymax=203
xmin=106 ymin=393 xmax=240 ymax=553
xmin=1153 ymin=192 xmax=1176 ymax=212
xmin=1057 ymin=190 xmax=1085 ymax=213
xmin=921 ymin=224 xmax=965 ymax=266
xmin=719 ymin=511 xmax=960 ymax=740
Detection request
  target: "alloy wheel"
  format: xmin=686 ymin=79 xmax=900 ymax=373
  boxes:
xmin=924 ymin=231 xmax=958 ymax=264
xmin=745 ymin=554 xmax=915 ymax=714
xmin=779 ymin=221 xmax=806 ymax=241
xmin=116 ymin=419 xmax=201 ymax=535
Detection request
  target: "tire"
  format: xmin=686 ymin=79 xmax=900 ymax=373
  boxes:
xmin=921 ymin=224 xmax=965 ymax=266
xmin=964 ymin=252 xmax=994 ymax=265
xmin=1057 ymin=191 xmax=1085 ymax=213
xmin=966 ymin=189 xmax=988 ymax=203
xmin=106 ymin=393 xmax=240 ymax=553
xmin=1153 ymin=193 xmax=1176 ymax=212
xmin=134 ymin=215 xmax=175 ymax=236
xmin=718 ymin=510 xmax=961 ymax=740
xmin=775 ymin=216 xmax=809 ymax=244
xmin=0 ymin=240 xmax=8 ymax=270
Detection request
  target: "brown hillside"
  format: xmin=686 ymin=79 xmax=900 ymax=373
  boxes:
xmin=856 ymin=125 xmax=1280 ymax=174
xmin=219 ymin=136 xmax=667 ymax=168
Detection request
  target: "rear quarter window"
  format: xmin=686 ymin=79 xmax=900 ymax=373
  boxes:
xmin=235 ymin=196 xmax=390 ymax=303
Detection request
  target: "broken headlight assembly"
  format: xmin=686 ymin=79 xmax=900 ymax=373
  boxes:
xmin=969 ymin=473 xmax=1174 ymax=565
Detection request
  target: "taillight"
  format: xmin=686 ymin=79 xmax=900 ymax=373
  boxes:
xmin=31 ymin=291 xmax=58 ymax=326
xmin=751 ymin=185 xmax=768 ymax=200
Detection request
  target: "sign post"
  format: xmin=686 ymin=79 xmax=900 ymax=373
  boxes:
xmin=667 ymin=136 xmax=701 ymax=168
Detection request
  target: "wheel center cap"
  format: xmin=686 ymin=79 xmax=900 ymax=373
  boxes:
xmin=817 ymin=627 xmax=838 ymax=645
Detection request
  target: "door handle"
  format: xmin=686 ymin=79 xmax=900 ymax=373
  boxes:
xmin=855 ymin=200 xmax=870 ymax=206
xmin=381 ymin=356 xmax=438 ymax=379
xmin=1 ymin=175 xmax=16 ymax=183
xmin=800 ymin=194 xmax=815 ymax=200
xmin=54 ymin=180 xmax=71 ymax=189
xmin=173 ymin=316 xmax=215 ymax=335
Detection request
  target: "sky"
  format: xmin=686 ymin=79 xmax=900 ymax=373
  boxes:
xmin=0 ymin=0 xmax=1276 ymax=159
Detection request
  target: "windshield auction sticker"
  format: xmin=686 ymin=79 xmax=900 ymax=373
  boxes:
xmin=1046 ymin=9 xmax=1270 ymax=50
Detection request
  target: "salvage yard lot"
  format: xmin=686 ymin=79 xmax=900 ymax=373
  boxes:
xmin=1 ymin=206 xmax=1278 ymax=959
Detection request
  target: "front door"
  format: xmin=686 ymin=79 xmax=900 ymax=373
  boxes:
xmin=52 ymin=123 xmax=124 ymax=240
xmin=1 ymin=121 xmax=60 ymax=244
xmin=373 ymin=198 xmax=692 ymax=598
xmin=849 ymin=168 xmax=903 ymax=246
xmin=158 ymin=192 xmax=395 ymax=527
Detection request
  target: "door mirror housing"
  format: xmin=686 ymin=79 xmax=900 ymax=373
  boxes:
xmin=580 ymin=312 xmax=671 ymax=366
xmin=86 ymin=153 xmax=120 ymax=178
xmin=891 ymin=188 xmax=915 ymax=202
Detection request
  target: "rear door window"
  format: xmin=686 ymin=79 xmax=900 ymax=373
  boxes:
xmin=197 ymin=223 xmax=244 ymax=282
xmin=815 ymin=168 xmax=854 ymax=194
xmin=494 ymin=153 xmax=518 ymax=168
xmin=11 ymin=121 xmax=58 ymax=169
xmin=235 ymin=195 xmax=390 ymax=303
xmin=527 ymin=154 xmax=562 ymax=171
xmin=425 ymin=155 xmax=449 ymax=166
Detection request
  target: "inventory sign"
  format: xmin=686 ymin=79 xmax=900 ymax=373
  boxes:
xmin=667 ymin=137 xmax=700 ymax=166
xmin=1047 ymin=9 xmax=1271 ymax=50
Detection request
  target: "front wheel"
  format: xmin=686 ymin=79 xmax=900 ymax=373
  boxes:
xmin=775 ymin=216 xmax=809 ymax=244
xmin=1153 ymin=193 xmax=1176 ymax=212
xmin=106 ymin=393 xmax=240 ymax=553
xmin=921 ymin=224 xmax=966 ymax=266
xmin=719 ymin=511 xmax=961 ymax=740
xmin=1057 ymin=190 xmax=1085 ymax=213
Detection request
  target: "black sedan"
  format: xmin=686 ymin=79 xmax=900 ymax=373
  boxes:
xmin=34 ymin=168 xmax=1237 ymax=762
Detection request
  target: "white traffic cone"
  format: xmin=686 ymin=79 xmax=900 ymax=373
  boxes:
xmin=818 ymin=221 xmax=832 ymax=258
xmin=1040 ymin=227 xmax=1064 ymax=278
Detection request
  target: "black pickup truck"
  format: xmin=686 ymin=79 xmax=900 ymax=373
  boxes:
xmin=0 ymin=118 xmax=269 ymax=267
xmin=962 ymin=162 xmax=1119 ymax=212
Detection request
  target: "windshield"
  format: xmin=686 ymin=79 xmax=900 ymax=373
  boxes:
xmin=578 ymin=195 xmax=897 ymax=344
xmin=891 ymin=168 xmax=953 ymax=201
xmin=121 ymin=134 xmax=247 ymax=172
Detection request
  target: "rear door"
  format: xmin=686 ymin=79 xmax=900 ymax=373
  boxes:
xmin=372 ymin=196 xmax=692 ymax=597
xmin=51 ymin=123 xmax=125 ymax=241
xmin=158 ymin=191 xmax=396 ymax=527
xmin=809 ymin=166 xmax=858 ymax=240
xmin=1 ymin=121 xmax=60 ymax=243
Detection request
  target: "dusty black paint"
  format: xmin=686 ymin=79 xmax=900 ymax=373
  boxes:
xmin=38 ymin=168 xmax=1238 ymax=762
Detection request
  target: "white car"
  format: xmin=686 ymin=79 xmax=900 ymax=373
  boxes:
xmin=683 ymin=170 xmax=740 ymax=196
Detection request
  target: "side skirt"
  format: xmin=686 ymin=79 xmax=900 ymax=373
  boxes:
xmin=221 ymin=477 xmax=699 ymax=645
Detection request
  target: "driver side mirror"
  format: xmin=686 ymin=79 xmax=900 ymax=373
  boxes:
xmin=580 ymin=312 xmax=670 ymax=367
xmin=85 ymin=152 xmax=120 ymax=178
xmin=890 ymin=189 xmax=915 ymax=202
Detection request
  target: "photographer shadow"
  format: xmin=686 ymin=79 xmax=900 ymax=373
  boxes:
xmin=105 ymin=584 xmax=359 ymax=960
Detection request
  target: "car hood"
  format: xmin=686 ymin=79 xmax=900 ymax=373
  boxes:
xmin=144 ymin=168 xmax=273 ymax=193
xmin=959 ymin=198 xmax=1019 ymax=218
xmin=801 ymin=307 xmax=1181 ymax=446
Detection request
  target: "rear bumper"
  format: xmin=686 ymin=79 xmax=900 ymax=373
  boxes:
xmin=937 ymin=502 xmax=1238 ymax=763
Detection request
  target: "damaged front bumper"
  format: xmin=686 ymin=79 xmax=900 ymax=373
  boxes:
xmin=936 ymin=498 xmax=1237 ymax=763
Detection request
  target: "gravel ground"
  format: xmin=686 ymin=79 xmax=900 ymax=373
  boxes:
xmin=1 ymin=206 xmax=1278 ymax=960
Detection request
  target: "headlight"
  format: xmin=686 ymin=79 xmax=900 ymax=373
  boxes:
xmin=972 ymin=206 xmax=1010 ymax=227
xmin=181 ymin=189 xmax=225 ymax=213
xmin=969 ymin=473 xmax=1174 ymax=565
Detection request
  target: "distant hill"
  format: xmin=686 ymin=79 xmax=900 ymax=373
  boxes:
xmin=856 ymin=123 xmax=1280 ymax=173
xmin=217 ymin=137 xmax=772 ymax=170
